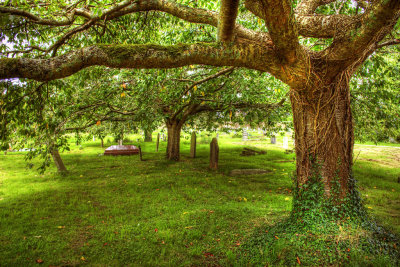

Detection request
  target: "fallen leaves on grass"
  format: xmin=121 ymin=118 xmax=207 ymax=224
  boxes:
xmin=35 ymin=259 xmax=44 ymax=264
xmin=203 ymin=252 xmax=214 ymax=258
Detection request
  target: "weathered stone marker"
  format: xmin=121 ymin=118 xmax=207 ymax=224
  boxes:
xmin=271 ymin=135 xmax=276 ymax=144
xmin=156 ymin=133 xmax=160 ymax=152
xmin=190 ymin=132 xmax=196 ymax=158
xmin=209 ymin=137 xmax=219 ymax=169
xmin=242 ymin=129 xmax=248 ymax=141
xmin=138 ymin=146 xmax=143 ymax=161
xmin=283 ymin=136 xmax=289 ymax=149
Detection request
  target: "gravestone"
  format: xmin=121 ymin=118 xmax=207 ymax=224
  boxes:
xmin=190 ymin=132 xmax=196 ymax=158
xmin=156 ymin=133 xmax=160 ymax=152
xmin=271 ymin=135 xmax=276 ymax=144
xmin=93 ymin=136 xmax=95 ymax=141
xmin=138 ymin=146 xmax=143 ymax=161
xmin=283 ymin=136 xmax=289 ymax=149
xmin=242 ymin=130 xmax=248 ymax=141
xmin=209 ymin=138 xmax=219 ymax=169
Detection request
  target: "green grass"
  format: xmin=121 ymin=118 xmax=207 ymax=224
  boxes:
xmin=0 ymin=133 xmax=399 ymax=266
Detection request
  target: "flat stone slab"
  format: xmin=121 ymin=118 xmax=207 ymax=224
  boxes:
xmin=104 ymin=145 xmax=139 ymax=156
xmin=229 ymin=169 xmax=272 ymax=176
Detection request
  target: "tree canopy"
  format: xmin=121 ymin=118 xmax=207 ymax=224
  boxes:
xmin=1 ymin=0 xmax=400 ymax=216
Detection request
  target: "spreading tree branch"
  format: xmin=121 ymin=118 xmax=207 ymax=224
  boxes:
xmin=0 ymin=42 xmax=288 ymax=84
xmin=322 ymin=0 xmax=400 ymax=63
xmin=218 ymin=0 xmax=240 ymax=42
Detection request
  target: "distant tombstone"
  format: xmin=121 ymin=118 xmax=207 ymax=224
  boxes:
xmin=271 ymin=135 xmax=276 ymax=144
xmin=138 ymin=146 xmax=143 ymax=161
xmin=162 ymin=133 xmax=166 ymax=141
xmin=190 ymin=132 xmax=196 ymax=158
xmin=283 ymin=136 xmax=289 ymax=149
xmin=93 ymin=136 xmax=95 ymax=141
xmin=209 ymin=138 xmax=219 ymax=169
xmin=242 ymin=130 xmax=248 ymax=141
xmin=156 ymin=133 xmax=160 ymax=152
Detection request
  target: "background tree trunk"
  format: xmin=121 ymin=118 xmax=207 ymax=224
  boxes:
xmin=101 ymin=138 xmax=104 ymax=148
xmin=144 ymin=129 xmax=152 ymax=142
xmin=156 ymin=133 xmax=160 ymax=152
xmin=166 ymin=120 xmax=182 ymax=161
xmin=190 ymin=132 xmax=196 ymax=158
xmin=51 ymin=149 xmax=67 ymax=172
xmin=291 ymin=72 xmax=355 ymax=213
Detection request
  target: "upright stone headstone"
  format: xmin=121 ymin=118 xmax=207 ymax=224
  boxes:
xmin=209 ymin=138 xmax=219 ymax=169
xmin=190 ymin=132 xmax=196 ymax=158
xmin=283 ymin=136 xmax=289 ymax=149
xmin=138 ymin=145 xmax=143 ymax=161
xmin=156 ymin=133 xmax=160 ymax=152
xmin=271 ymin=135 xmax=276 ymax=144
xmin=242 ymin=129 xmax=248 ymax=141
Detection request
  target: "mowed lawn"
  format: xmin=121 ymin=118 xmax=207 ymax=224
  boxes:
xmin=0 ymin=134 xmax=399 ymax=266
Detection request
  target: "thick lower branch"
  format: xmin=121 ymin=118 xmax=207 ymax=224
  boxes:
xmin=0 ymin=42 xmax=287 ymax=83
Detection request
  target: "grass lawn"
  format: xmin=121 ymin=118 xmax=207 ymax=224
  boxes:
xmin=0 ymin=133 xmax=399 ymax=266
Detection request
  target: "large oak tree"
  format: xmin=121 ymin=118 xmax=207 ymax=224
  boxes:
xmin=1 ymin=0 xmax=400 ymax=216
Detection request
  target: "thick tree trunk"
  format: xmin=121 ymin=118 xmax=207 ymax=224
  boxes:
xmin=51 ymin=149 xmax=67 ymax=172
xmin=144 ymin=129 xmax=152 ymax=142
xmin=291 ymin=72 xmax=357 ymax=215
xmin=166 ymin=120 xmax=183 ymax=161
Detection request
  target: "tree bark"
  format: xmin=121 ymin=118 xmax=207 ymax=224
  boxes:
xmin=190 ymin=131 xmax=196 ymax=158
xmin=144 ymin=129 xmax=152 ymax=142
xmin=51 ymin=149 xmax=67 ymax=172
xmin=101 ymin=138 xmax=104 ymax=148
xmin=156 ymin=133 xmax=160 ymax=152
xmin=166 ymin=119 xmax=183 ymax=161
xmin=291 ymin=71 xmax=355 ymax=212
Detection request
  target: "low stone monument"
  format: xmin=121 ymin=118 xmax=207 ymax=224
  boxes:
xmin=283 ymin=136 xmax=289 ymax=149
xmin=209 ymin=138 xmax=219 ymax=169
xmin=242 ymin=130 xmax=248 ymax=141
